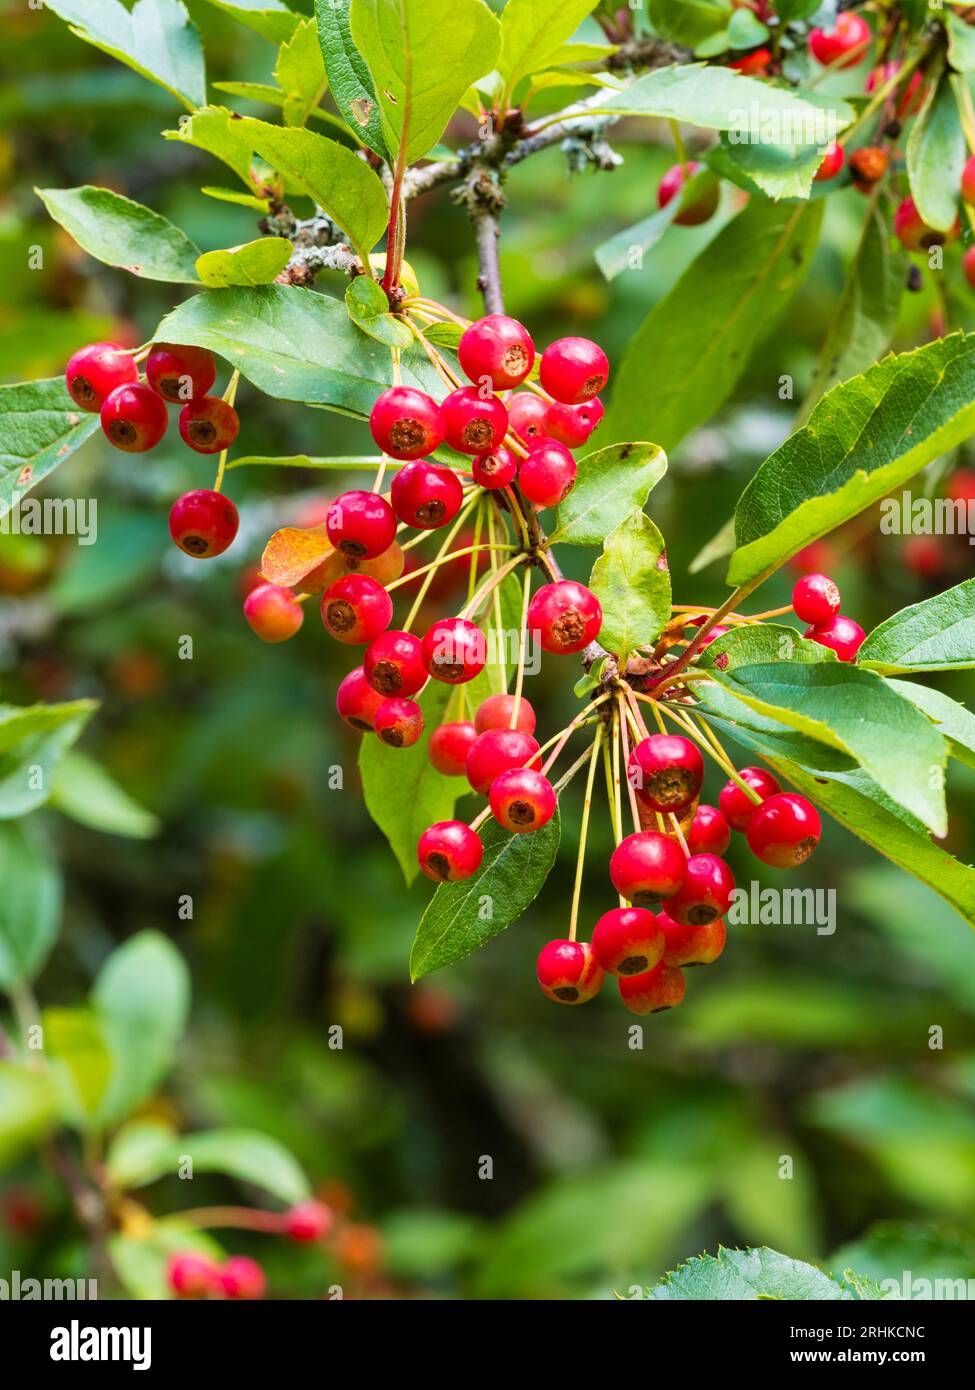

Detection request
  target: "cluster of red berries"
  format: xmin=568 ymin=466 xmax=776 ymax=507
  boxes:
xmin=167 ymin=1199 xmax=332 ymax=1300
xmin=793 ymin=571 xmax=865 ymax=661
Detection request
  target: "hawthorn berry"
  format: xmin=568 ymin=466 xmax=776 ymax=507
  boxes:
xmin=506 ymin=392 xmax=550 ymax=442
xmin=167 ymin=1252 xmax=221 ymax=1298
xmin=374 ymin=696 xmax=423 ymax=747
xmin=618 ymin=962 xmax=686 ymax=1015
xmin=336 ymin=666 xmax=384 ymax=731
xmin=321 ymin=573 xmax=393 ymax=645
xmin=326 ymin=490 xmax=397 ymax=560
xmin=474 ymin=692 xmax=536 ymax=736
xmin=471 ymin=446 xmax=518 ymax=490
xmin=848 ymin=146 xmax=888 ymax=193
xmin=284 ymin=1201 xmax=334 ymax=1242
xmin=369 ymin=386 xmax=444 ymax=459
xmin=609 ymin=831 xmax=686 ymax=907
xmin=244 ymin=582 xmax=304 ymax=642
xmin=809 ymin=12 xmax=871 ymax=68
xmin=539 ymin=337 xmax=609 ymax=404
xmin=657 ymin=162 xmax=720 ymax=226
xmin=628 ymin=734 xmax=704 ymax=814
xmin=591 ymin=906 xmax=664 ymax=977
xmin=146 ymin=342 xmax=216 ymax=402
xmin=687 ymin=803 xmax=731 ymax=856
xmin=805 ymin=613 xmax=865 ymax=661
xmin=518 ymin=440 xmax=578 ymax=508
xmin=417 ymin=820 xmax=483 ymax=882
xmin=814 ymin=143 xmax=845 ymax=182
xmin=544 ymin=398 xmax=603 ymax=448
xmin=746 ymin=792 xmax=822 ymax=868
xmin=220 ymin=1256 xmax=267 ymax=1300
xmin=792 ymin=572 xmax=841 ymax=625
xmin=390 ymin=459 xmax=463 ymax=528
xmin=866 ymin=62 xmax=924 ymax=118
xmin=307 ymin=539 xmax=406 ymax=590
xmin=363 ymin=629 xmax=426 ymax=696
xmin=169 ymin=489 xmax=239 ymax=558
xmin=458 ymin=313 xmax=535 ymax=390
xmin=718 ymin=766 xmax=781 ymax=832
xmin=894 ymin=196 xmax=958 ymax=253
xmin=489 ymin=766 xmax=557 ymax=833
xmin=428 ymin=720 xmax=478 ymax=775
xmin=728 ymin=47 xmax=772 ymax=77
xmin=663 ymin=852 xmax=735 ymax=927
xmin=100 ymin=382 xmax=168 ymax=452
xmin=421 ymin=618 xmax=486 ymax=684
xmin=659 ymin=910 xmax=726 ymax=968
xmin=177 ymin=395 xmax=240 ymax=454
xmin=465 ymin=728 xmax=540 ymax=795
xmin=440 ymin=385 xmax=508 ymax=455
xmin=65 ymin=341 xmax=137 ymax=412
xmin=963 ymin=155 xmax=975 ymax=207
xmin=527 ymin=580 xmax=602 ymax=655
xmin=536 ymin=940 xmax=604 ymax=1005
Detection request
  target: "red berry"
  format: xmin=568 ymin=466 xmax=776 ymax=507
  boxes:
xmin=390 ymin=459 xmax=464 ymax=528
xmin=866 ymin=62 xmax=924 ymax=117
xmin=458 ymin=314 xmax=535 ymax=390
xmin=809 ymin=12 xmax=870 ymax=68
xmin=527 ymin=580 xmax=602 ymax=655
xmin=428 ymin=720 xmax=478 ymax=775
xmin=746 ymin=792 xmax=822 ymax=868
xmin=284 ymin=1201 xmax=334 ymax=1242
xmin=536 ymin=940 xmax=604 ymax=1005
xmin=471 ymin=446 xmax=518 ymax=490
xmin=947 ymin=467 xmax=975 ymax=503
xmin=220 ymin=1256 xmax=266 ymax=1300
xmin=544 ymin=398 xmax=604 ymax=448
xmin=539 ymin=337 xmax=609 ymax=404
xmin=440 ymin=385 xmax=508 ymax=455
xmin=610 ymin=831 xmax=686 ymax=907
xmin=466 ymin=728 xmax=540 ymax=795
xmin=244 ymin=582 xmax=304 ymax=642
xmin=664 ymin=853 xmax=735 ymax=927
xmin=792 ymin=572 xmax=841 ymax=625
xmin=178 ymin=395 xmax=239 ymax=454
xmin=518 ymin=440 xmax=577 ymax=508
xmin=728 ymin=47 xmax=772 ymax=77
xmin=506 ymin=392 xmax=550 ymax=443
xmin=628 ymin=734 xmax=704 ymax=814
xmin=903 ymin=535 xmax=947 ymax=581
xmin=489 ymin=766 xmax=556 ymax=833
xmin=659 ymin=910 xmax=726 ymax=968
xmin=336 ymin=666 xmax=384 ymax=730
xmin=805 ymin=613 xmax=865 ymax=661
xmin=814 ymin=143 xmax=845 ymax=182
xmin=100 ymin=382 xmax=168 ymax=452
xmin=169 ymin=489 xmax=239 ymax=558
xmin=657 ymin=162 xmax=720 ymax=226
xmin=592 ymin=906 xmax=664 ymax=977
xmin=718 ymin=766 xmax=781 ymax=832
xmin=474 ymin=692 xmax=536 ymax=736
xmin=167 ymin=1252 xmax=221 ymax=1298
xmin=421 ymin=618 xmax=486 ymax=684
xmin=321 ymin=573 xmax=393 ymax=644
xmin=963 ymin=154 xmax=975 ymax=208
xmin=618 ymin=962 xmax=685 ymax=1015
xmin=687 ymin=804 xmax=731 ymax=856
xmin=326 ymin=490 xmax=397 ymax=560
xmin=894 ymin=196 xmax=958 ymax=253
xmin=363 ymin=629 xmax=426 ymax=696
xmin=417 ymin=820 xmax=483 ymax=882
xmin=369 ymin=386 xmax=443 ymax=460
xmin=964 ymin=245 xmax=975 ymax=291
xmin=65 ymin=341 xmax=137 ymax=412
xmin=374 ymin=695 xmax=423 ymax=747
xmin=146 ymin=343 xmax=216 ymax=402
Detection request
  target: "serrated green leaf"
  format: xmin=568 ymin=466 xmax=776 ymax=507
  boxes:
xmin=888 ymin=681 xmax=975 ymax=769
xmin=44 ymin=0 xmax=205 ymax=110
xmin=858 ymin=578 xmax=975 ymax=674
xmin=831 ymin=1221 xmax=975 ymax=1292
xmin=499 ymin=0 xmax=599 ymax=91
xmin=0 ymin=823 xmax=63 ymax=991
xmin=204 ymin=0 xmax=299 ymax=43
xmin=315 ymin=0 xmax=389 ymax=159
xmin=907 ymin=69 xmax=966 ymax=234
xmin=698 ymin=623 xmax=834 ymax=670
xmin=51 ymin=751 xmax=160 ymax=839
xmin=274 ymin=17 xmax=328 ymax=128
xmin=196 ymin=236 xmax=292 ymax=287
xmin=164 ymin=106 xmax=259 ymax=189
xmin=345 ymin=276 xmax=413 ymax=348
xmin=551 ymin=441 xmax=667 ymax=545
xmin=0 ymin=699 xmax=96 ymax=818
xmin=708 ymin=136 xmax=824 ymax=200
xmin=648 ymin=0 xmax=732 ymax=48
xmin=589 ymin=511 xmax=670 ymax=659
xmin=36 ymin=185 xmax=201 ymax=283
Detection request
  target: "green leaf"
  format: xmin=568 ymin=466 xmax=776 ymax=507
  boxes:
xmin=411 ymin=809 xmax=561 ymax=980
xmin=888 ymin=681 xmax=975 ymax=769
xmin=948 ymin=10 xmax=975 ymax=73
xmin=551 ymin=441 xmax=667 ymax=545
xmin=195 ymin=236 xmax=292 ymax=288
xmin=727 ymin=7 xmax=768 ymax=49
xmin=698 ymin=623 xmax=833 ymax=671
xmin=0 ymin=1062 xmax=59 ymax=1166
xmin=651 ymin=1246 xmax=850 ymax=1300
xmin=349 ymin=0 xmax=502 ymax=163
xmin=44 ymin=0 xmax=206 ymax=110
xmin=345 ymin=276 xmax=413 ymax=349
xmin=858 ymin=578 xmax=975 ymax=674
xmin=109 ymin=1223 xmax=223 ymax=1300
xmin=831 ymin=1221 xmax=975 ymax=1292
xmin=360 ymin=682 xmax=458 ymax=885
xmin=729 ymin=333 xmax=975 ymax=587
xmin=603 ymin=197 xmax=822 ymax=454
xmin=43 ymin=1008 xmax=113 ymax=1125
xmin=0 ymin=823 xmax=62 ymax=991
xmin=35 ymin=185 xmax=201 ymax=283
xmin=648 ymin=0 xmax=731 ymax=48
xmin=226 ymin=453 xmax=382 ymax=470
xmin=164 ymin=106 xmax=259 ymax=188
xmin=709 ymin=136 xmax=824 ymax=200
xmin=106 ymin=1122 xmax=310 ymax=1204
xmin=0 ymin=699 xmax=96 ymax=819
xmin=315 ymin=0 xmax=389 ymax=159
xmin=907 ymin=70 xmax=966 ymax=234
xmin=594 ymin=199 xmax=680 ymax=282
xmin=201 ymin=184 xmax=272 ymax=212
xmin=204 ymin=0 xmax=299 ymax=43
xmin=499 ymin=0 xmax=599 ymax=91
xmin=51 ymin=751 xmax=160 ymax=839
xmin=589 ymin=511 xmax=670 ymax=660
xmin=0 ymin=379 xmax=99 ymax=519
xmin=274 ymin=18 xmax=327 ymax=127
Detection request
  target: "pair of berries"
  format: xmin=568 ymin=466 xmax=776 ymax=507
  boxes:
xmin=792 ymin=572 xmax=865 ymax=661
xmin=428 ymin=692 xmax=536 ymax=777
xmin=168 ymin=1252 xmax=266 ymax=1300
xmin=719 ymin=766 xmax=822 ymax=868
xmin=457 ymin=314 xmax=610 ymax=405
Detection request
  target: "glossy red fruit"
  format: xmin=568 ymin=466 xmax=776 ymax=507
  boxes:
xmin=421 ymin=618 xmax=486 ymax=684
xmin=792 ymin=572 xmax=841 ymax=625
xmin=489 ymin=766 xmax=557 ymax=833
xmin=284 ymin=1201 xmax=334 ymax=1242
xmin=321 ymin=574 xmax=393 ymax=644
xmin=628 ymin=734 xmax=704 ymax=814
xmin=146 ymin=343 xmax=216 ymax=402
xmin=539 ymin=337 xmax=609 ymax=404
xmin=374 ymin=696 xmax=423 ymax=747
xmin=244 ymin=582 xmax=304 ymax=642
xmin=363 ymin=629 xmax=426 ymax=696
xmin=894 ymin=196 xmax=959 ymax=253
xmin=809 ymin=12 xmax=870 ymax=68
xmin=866 ymin=61 xmax=924 ymax=117
xmin=440 ymin=386 xmax=508 ymax=455
xmin=326 ymin=490 xmax=397 ymax=560
xmin=903 ymin=534 xmax=947 ymax=581
xmin=536 ymin=940 xmax=604 ymax=1005
xmin=591 ymin=906 xmax=664 ymax=977
xmin=544 ymin=398 xmax=603 ymax=448
xmin=618 ymin=962 xmax=686 ymax=1014
xmin=471 ymin=446 xmax=518 ymax=490
xmin=390 ymin=458 xmax=464 ymax=528
xmin=657 ymin=161 xmax=720 ymax=226
xmin=687 ymin=804 xmax=731 ymax=856
xmin=747 ymin=792 xmax=822 ymax=868
xmin=167 ymin=1252 xmax=221 ymax=1298
xmin=506 ymin=392 xmax=550 ymax=443
xmin=963 ymin=154 xmax=975 ymax=208
xmin=664 ymin=853 xmax=735 ymax=927
xmin=718 ymin=766 xmax=781 ymax=832
xmin=474 ymin=692 xmax=536 ymax=736
xmin=610 ymin=831 xmax=687 ymax=907
xmin=659 ymin=910 xmax=726 ymax=968
xmin=814 ymin=143 xmax=845 ymax=181
xmin=169 ymin=489 xmax=239 ymax=558
xmin=805 ymin=613 xmax=865 ymax=661
xmin=428 ymin=720 xmax=478 ymax=775
xmin=458 ymin=314 xmax=535 ymax=390
xmin=728 ymin=47 xmax=772 ymax=77
xmin=527 ymin=580 xmax=602 ymax=655
xmin=466 ymin=727 xmax=540 ymax=795
xmin=964 ymin=245 xmax=975 ymax=291
xmin=519 ymin=440 xmax=577 ymax=508
xmin=100 ymin=382 xmax=168 ymax=452
xmin=220 ymin=1256 xmax=266 ymax=1300
xmin=417 ymin=821 xmax=483 ymax=882
xmin=369 ymin=386 xmax=444 ymax=459
xmin=65 ymin=341 xmax=137 ymax=411
xmin=336 ymin=666 xmax=385 ymax=731
xmin=178 ymin=395 xmax=239 ymax=454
